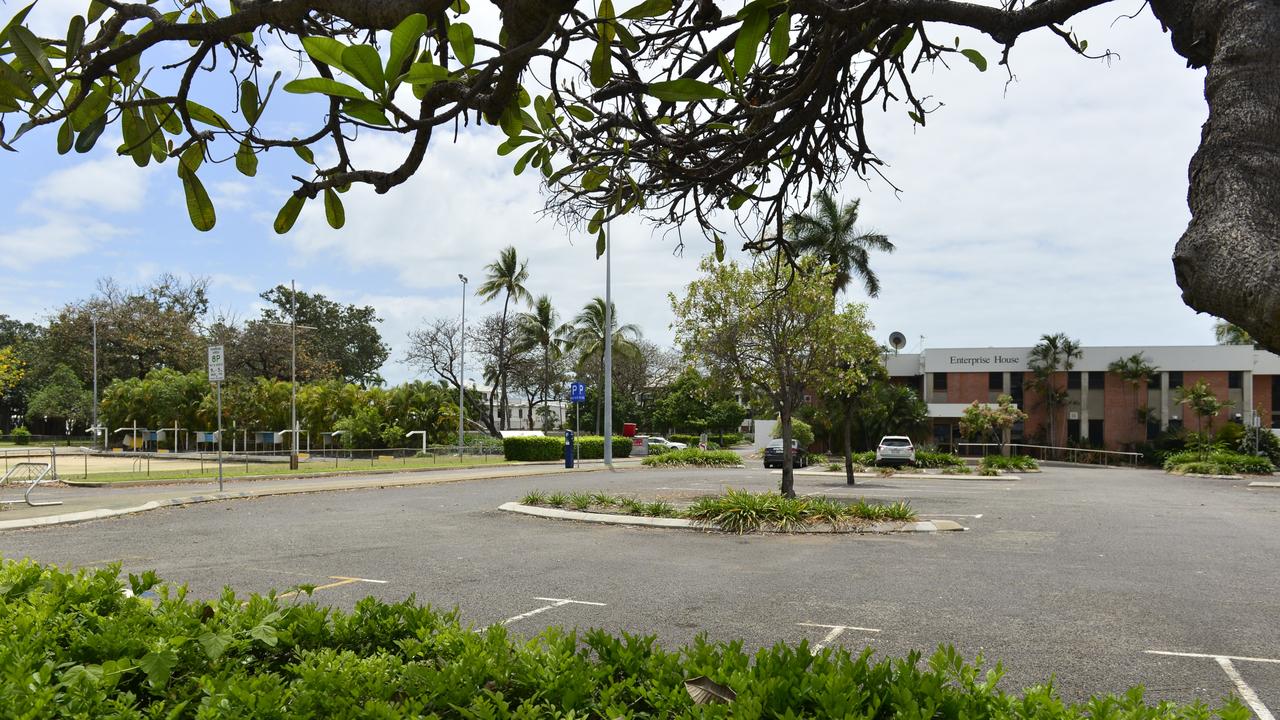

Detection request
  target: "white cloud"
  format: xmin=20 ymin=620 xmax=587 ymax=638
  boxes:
xmin=25 ymin=154 xmax=154 ymax=214
xmin=0 ymin=215 xmax=124 ymax=271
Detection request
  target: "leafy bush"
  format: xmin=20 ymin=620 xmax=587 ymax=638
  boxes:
xmin=547 ymin=491 xmax=569 ymax=508
xmin=641 ymin=448 xmax=742 ymax=467
xmin=850 ymin=450 xmax=875 ymax=465
xmin=0 ymin=561 xmax=1239 ymax=720
xmin=503 ymin=435 xmax=562 ymax=461
xmin=669 ymin=432 xmax=743 ymax=447
xmin=575 ymin=435 xmax=633 ymax=459
xmin=11 ymin=425 xmax=30 ymax=445
xmin=569 ymin=491 xmax=594 ymax=511
xmin=913 ymin=451 xmax=965 ymax=469
xmin=1164 ymin=449 xmax=1275 ymax=475
xmin=521 ymin=489 xmax=547 ymax=505
xmin=683 ymin=489 xmax=917 ymax=533
xmin=770 ymin=418 xmax=814 ymax=448
xmin=980 ymin=454 xmax=1040 ymax=472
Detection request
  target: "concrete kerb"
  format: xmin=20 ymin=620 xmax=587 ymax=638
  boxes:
xmin=1248 ymin=481 xmax=1280 ymax=488
xmin=498 ymin=502 xmax=966 ymax=533
xmin=0 ymin=465 xmax=619 ymax=532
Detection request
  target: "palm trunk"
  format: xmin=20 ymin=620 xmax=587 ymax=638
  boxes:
xmin=498 ymin=294 xmax=511 ymax=431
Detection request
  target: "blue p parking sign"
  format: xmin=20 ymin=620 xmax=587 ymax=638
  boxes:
xmin=570 ymin=382 xmax=586 ymax=403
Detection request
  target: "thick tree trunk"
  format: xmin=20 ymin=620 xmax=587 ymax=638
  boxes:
xmin=843 ymin=403 xmax=856 ymax=486
xmin=1153 ymin=0 xmax=1280 ymax=352
xmin=780 ymin=406 xmax=795 ymax=498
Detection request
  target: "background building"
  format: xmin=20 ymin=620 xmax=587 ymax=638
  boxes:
xmin=886 ymin=346 xmax=1280 ymax=451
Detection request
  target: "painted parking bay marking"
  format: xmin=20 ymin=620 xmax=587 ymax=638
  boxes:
xmin=499 ymin=597 xmax=607 ymax=627
xmin=1145 ymin=650 xmax=1278 ymax=720
xmin=797 ymin=622 xmax=881 ymax=653
xmin=277 ymin=576 xmax=388 ymax=600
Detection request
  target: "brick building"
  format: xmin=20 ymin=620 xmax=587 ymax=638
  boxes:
xmin=885 ymin=345 xmax=1280 ymax=451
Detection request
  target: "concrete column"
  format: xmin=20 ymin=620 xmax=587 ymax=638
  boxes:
xmin=1244 ymin=371 xmax=1255 ymax=424
xmin=1080 ymin=373 xmax=1090 ymax=440
xmin=1002 ymin=372 xmax=1011 ymax=396
xmin=1160 ymin=372 xmax=1170 ymax=430
xmin=924 ymin=373 xmax=933 ymax=403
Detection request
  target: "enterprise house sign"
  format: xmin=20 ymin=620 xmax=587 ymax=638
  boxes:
xmin=924 ymin=348 xmax=1028 ymax=373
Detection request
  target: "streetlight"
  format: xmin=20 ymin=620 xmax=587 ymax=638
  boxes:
xmin=92 ymin=316 xmax=100 ymax=450
xmin=458 ymin=273 xmax=468 ymax=459
xmin=603 ymin=222 xmax=613 ymax=468
xmin=268 ymin=280 xmax=316 ymax=470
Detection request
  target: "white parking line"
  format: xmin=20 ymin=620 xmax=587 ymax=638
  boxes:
xmin=1146 ymin=650 xmax=1278 ymax=720
xmin=499 ymin=597 xmax=607 ymax=626
xmin=797 ymin=622 xmax=881 ymax=653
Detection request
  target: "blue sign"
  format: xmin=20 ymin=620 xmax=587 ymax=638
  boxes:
xmin=570 ymin=382 xmax=586 ymax=403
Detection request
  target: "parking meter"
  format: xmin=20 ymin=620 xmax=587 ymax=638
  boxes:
xmin=564 ymin=430 xmax=575 ymax=469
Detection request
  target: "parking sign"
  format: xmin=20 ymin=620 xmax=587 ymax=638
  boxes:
xmin=208 ymin=345 xmax=225 ymax=382
xmin=570 ymin=382 xmax=586 ymax=403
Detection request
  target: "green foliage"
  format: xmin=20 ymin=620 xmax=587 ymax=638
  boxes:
xmin=574 ymin=435 xmax=633 ymax=459
xmin=771 ymin=417 xmax=814 ymax=447
xmin=958 ymin=395 xmax=1026 ymax=448
xmin=502 ymin=435 xmax=562 ymax=461
xmin=683 ymin=489 xmax=917 ymax=533
xmin=850 ymin=450 xmax=875 ymax=465
xmin=11 ymin=425 xmax=30 ymax=444
xmin=520 ymin=489 xmax=547 ymax=505
xmin=1162 ymin=450 xmax=1275 ymax=475
xmin=912 ymin=451 xmax=966 ymax=469
xmin=547 ymin=491 xmax=569 ymax=507
xmin=0 ymin=561 xmax=1251 ymax=719
xmin=980 ymin=454 xmax=1040 ymax=472
xmin=641 ymin=448 xmax=742 ymax=467
xmin=569 ymin=491 xmax=594 ymax=510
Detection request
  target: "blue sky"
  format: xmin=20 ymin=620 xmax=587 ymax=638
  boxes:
xmin=0 ymin=3 xmax=1215 ymax=384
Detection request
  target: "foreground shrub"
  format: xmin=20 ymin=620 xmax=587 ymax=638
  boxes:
xmin=575 ymin=435 xmax=633 ymax=459
xmin=980 ymin=454 xmax=1040 ymax=472
xmin=913 ymin=451 xmax=966 ymax=469
xmin=0 ymin=561 xmax=1241 ymax=719
xmin=642 ymin=448 xmax=742 ymax=467
xmin=10 ymin=425 xmax=30 ymax=445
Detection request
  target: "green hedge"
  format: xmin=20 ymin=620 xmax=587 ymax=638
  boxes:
xmin=669 ymin=433 xmax=743 ymax=447
xmin=980 ymin=454 xmax=1040 ymax=472
xmin=502 ymin=435 xmax=562 ymax=461
xmin=1163 ymin=450 xmax=1274 ymax=475
xmin=0 ymin=561 xmax=1242 ymax=719
xmin=11 ymin=426 xmax=30 ymax=445
xmin=913 ymin=451 xmax=966 ymax=469
xmin=576 ymin=435 xmax=633 ymax=459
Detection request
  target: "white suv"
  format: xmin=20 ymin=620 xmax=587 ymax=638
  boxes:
xmin=646 ymin=436 xmax=687 ymax=452
xmin=875 ymin=436 xmax=916 ymax=466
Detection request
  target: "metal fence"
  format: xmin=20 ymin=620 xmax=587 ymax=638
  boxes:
xmin=956 ymin=442 xmax=1142 ymax=467
xmin=0 ymin=444 xmax=506 ymax=481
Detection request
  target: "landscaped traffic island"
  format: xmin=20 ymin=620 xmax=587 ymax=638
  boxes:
xmin=512 ymin=488 xmax=928 ymax=533
xmin=0 ymin=561 xmax=1245 ymax=718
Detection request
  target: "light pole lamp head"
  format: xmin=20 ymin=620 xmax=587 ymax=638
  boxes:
xmin=458 ymin=274 xmax=468 ymax=284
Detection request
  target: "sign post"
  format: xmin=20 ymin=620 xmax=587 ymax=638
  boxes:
xmin=570 ymin=382 xmax=585 ymax=459
xmin=208 ymin=345 xmax=225 ymax=492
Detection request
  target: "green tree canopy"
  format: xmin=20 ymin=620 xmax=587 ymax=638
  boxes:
xmin=24 ymin=364 xmax=91 ymax=431
xmin=0 ymin=0 xmax=1273 ymax=350
xmin=260 ymin=285 xmax=389 ymax=385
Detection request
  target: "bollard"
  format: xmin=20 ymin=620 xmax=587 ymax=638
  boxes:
xmin=564 ymin=429 xmax=575 ymax=469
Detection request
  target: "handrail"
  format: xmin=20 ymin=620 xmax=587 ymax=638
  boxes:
xmin=0 ymin=462 xmax=63 ymax=507
xmin=956 ymin=442 xmax=1141 ymax=466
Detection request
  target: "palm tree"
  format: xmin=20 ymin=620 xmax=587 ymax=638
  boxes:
xmin=786 ymin=190 xmax=895 ymax=297
xmin=475 ymin=246 xmax=532 ymax=430
xmin=1107 ymin=352 xmax=1159 ymax=443
xmin=566 ymin=298 xmax=641 ymax=433
xmin=1214 ymin=319 xmax=1254 ymax=346
xmin=1027 ymin=332 xmax=1082 ymax=449
xmin=513 ymin=295 xmax=568 ymax=429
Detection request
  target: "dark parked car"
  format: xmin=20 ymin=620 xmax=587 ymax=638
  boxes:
xmin=763 ymin=438 xmax=808 ymax=469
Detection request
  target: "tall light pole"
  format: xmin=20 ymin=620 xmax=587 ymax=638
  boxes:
xmin=458 ymin=273 xmax=468 ymax=459
xmin=91 ymin=316 xmax=100 ymax=450
xmin=290 ymin=280 xmax=298 ymax=470
xmin=603 ymin=222 xmax=613 ymax=468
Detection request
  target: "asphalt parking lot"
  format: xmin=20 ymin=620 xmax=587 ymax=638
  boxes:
xmin=2 ymin=463 xmax=1278 ymax=711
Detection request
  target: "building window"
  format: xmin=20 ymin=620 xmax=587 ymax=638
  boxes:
xmin=1229 ymin=371 xmax=1243 ymax=389
xmin=1168 ymin=371 xmax=1183 ymax=388
xmin=988 ymin=372 xmax=1003 ymax=391
xmin=1088 ymin=371 xmax=1105 ymax=391
xmin=1147 ymin=373 xmax=1160 ymax=389
xmin=1067 ymin=372 xmax=1082 ymax=390
xmin=933 ymin=373 xmax=948 ymax=391
xmin=1088 ymin=419 xmax=1103 ymax=444
xmin=1067 ymin=418 xmax=1081 ymax=442
xmin=1009 ymin=375 xmax=1024 ymax=404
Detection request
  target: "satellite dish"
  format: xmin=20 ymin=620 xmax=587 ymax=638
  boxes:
xmin=888 ymin=331 xmax=907 ymax=351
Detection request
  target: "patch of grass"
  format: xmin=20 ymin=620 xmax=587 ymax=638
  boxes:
xmin=826 ymin=462 xmax=842 ymax=472
xmin=521 ymin=489 xmax=547 ymax=505
xmin=547 ymin=491 xmax=569 ymax=508
xmin=683 ymin=489 xmax=917 ymax=533
xmin=1163 ymin=450 xmax=1274 ymax=475
xmin=642 ymin=501 xmax=675 ymax=517
xmin=590 ymin=492 xmax=619 ymax=507
xmin=620 ymin=497 xmax=645 ymax=515
xmin=568 ymin=492 xmax=594 ymax=511
xmin=912 ymin=451 xmax=966 ymax=469
xmin=980 ymin=454 xmax=1040 ymax=472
